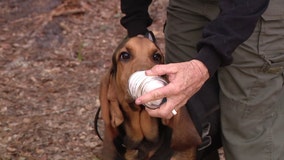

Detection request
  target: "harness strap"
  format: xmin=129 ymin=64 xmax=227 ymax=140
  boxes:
xmin=94 ymin=107 xmax=104 ymax=141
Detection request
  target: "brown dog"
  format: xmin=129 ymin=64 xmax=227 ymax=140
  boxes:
xmin=99 ymin=33 xmax=202 ymax=160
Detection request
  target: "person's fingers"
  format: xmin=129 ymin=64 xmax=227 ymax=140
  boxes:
xmin=145 ymin=63 xmax=177 ymax=76
xmin=144 ymin=92 xmax=189 ymax=119
xmin=137 ymin=60 xmax=210 ymax=119
xmin=135 ymin=83 xmax=177 ymax=105
xmin=145 ymin=102 xmax=176 ymax=119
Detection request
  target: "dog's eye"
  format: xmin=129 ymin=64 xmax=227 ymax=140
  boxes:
xmin=152 ymin=53 xmax=163 ymax=63
xmin=120 ymin=52 xmax=131 ymax=61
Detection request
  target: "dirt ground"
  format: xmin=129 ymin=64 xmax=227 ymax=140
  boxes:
xmin=0 ymin=0 xmax=167 ymax=159
xmin=0 ymin=0 xmax=224 ymax=160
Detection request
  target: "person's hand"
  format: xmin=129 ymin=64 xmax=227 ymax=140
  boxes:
xmin=135 ymin=59 xmax=210 ymax=119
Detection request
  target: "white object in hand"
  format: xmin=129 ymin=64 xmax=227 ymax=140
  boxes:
xmin=128 ymin=71 xmax=167 ymax=109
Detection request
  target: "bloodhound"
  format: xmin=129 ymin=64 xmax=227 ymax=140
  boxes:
xmin=99 ymin=32 xmax=202 ymax=160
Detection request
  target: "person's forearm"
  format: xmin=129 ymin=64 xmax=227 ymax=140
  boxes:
xmin=196 ymin=0 xmax=270 ymax=76
xmin=120 ymin=0 xmax=153 ymax=37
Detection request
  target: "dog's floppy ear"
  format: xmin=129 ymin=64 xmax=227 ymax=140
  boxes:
xmin=99 ymin=71 xmax=124 ymax=128
xmin=163 ymin=107 xmax=202 ymax=150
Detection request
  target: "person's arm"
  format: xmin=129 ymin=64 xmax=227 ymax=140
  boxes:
xmin=135 ymin=0 xmax=271 ymax=119
xmin=120 ymin=0 xmax=152 ymax=37
xmin=196 ymin=0 xmax=270 ymax=76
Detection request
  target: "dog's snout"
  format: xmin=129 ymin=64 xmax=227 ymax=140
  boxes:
xmin=132 ymin=64 xmax=153 ymax=73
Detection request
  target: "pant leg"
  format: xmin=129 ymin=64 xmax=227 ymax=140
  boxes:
xmin=165 ymin=1 xmax=222 ymax=160
xmin=219 ymin=3 xmax=284 ymax=159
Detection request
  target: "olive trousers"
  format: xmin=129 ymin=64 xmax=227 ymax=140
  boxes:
xmin=164 ymin=0 xmax=284 ymax=159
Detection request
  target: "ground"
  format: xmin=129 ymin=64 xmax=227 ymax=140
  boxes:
xmin=0 ymin=0 xmax=225 ymax=160
xmin=0 ymin=0 xmax=167 ymax=159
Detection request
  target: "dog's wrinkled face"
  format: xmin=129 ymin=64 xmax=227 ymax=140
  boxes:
xmin=99 ymin=36 xmax=166 ymax=159
xmin=100 ymin=35 xmax=202 ymax=160
xmin=112 ymin=36 xmax=164 ymax=102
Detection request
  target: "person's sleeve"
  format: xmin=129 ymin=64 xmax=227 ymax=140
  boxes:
xmin=196 ymin=0 xmax=270 ymax=76
xmin=120 ymin=0 xmax=153 ymax=37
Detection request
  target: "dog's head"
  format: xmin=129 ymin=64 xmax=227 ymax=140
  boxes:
xmin=99 ymin=33 xmax=201 ymax=160
xmin=110 ymin=35 xmax=164 ymax=103
xmin=99 ymin=33 xmax=165 ymax=159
